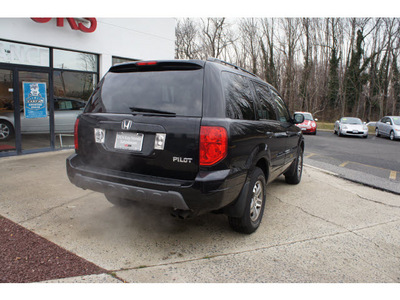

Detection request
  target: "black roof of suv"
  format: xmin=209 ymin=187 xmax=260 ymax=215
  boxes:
xmin=66 ymin=58 xmax=305 ymax=234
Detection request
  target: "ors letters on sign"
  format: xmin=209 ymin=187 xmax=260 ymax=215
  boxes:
xmin=31 ymin=18 xmax=97 ymax=33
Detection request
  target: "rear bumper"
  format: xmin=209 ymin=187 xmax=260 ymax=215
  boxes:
xmin=66 ymin=154 xmax=245 ymax=214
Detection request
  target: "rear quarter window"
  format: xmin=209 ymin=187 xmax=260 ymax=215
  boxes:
xmin=222 ymin=72 xmax=256 ymax=120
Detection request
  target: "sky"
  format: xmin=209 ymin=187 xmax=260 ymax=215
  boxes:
xmin=3 ymin=0 xmax=400 ymax=18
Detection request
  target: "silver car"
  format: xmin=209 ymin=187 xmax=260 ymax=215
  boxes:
xmin=375 ymin=116 xmax=400 ymax=141
xmin=334 ymin=117 xmax=368 ymax=138
xmin=0 ymin=98 xmax=85 ymax=141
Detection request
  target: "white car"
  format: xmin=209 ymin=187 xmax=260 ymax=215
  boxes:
xmin=334 ymin=117 xmax=368 ymax=138
xmin=0 ymin=98 xmax=85 ymax=141
xmin=375 ymin=116 xmax=400 ymax=141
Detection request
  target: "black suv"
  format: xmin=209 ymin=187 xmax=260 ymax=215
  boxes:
xmin=66 ymin=58 xmax=305 ymax=234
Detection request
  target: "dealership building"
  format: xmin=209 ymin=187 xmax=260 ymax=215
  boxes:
xmin=0 ymin=18 xmax=175 ymax=156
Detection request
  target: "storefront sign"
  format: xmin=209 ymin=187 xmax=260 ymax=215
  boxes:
xmin=23 ymin=82 xmax=47 ymax=119
xmin=31 ymin=18 xmax=97 ymax=33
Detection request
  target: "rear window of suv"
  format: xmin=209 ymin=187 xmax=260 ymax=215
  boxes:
xmin=85 ymin=69 xmax=204 ymax=117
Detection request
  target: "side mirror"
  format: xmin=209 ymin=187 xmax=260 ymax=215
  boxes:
xmin=363 ymin=122 xmax=366 ymax=125
xmin=293 ymin=113 xmax=305 ymax=124
xmin=386 ymin=122 xmax=391 ymax=125
xmin=314 ymin=118 xmax=318 ymax=122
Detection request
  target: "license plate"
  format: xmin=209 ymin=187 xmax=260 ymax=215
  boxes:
xmin=301 ymin=128 xmax=306 ymax=131
xmin=114 ymin=132 xmax=144 ymax=151
xmin=353 ymin=130 xmax=359 ymax=133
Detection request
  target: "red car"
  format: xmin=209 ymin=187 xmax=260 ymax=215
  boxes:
xmin=295 ymin=112 xmax=317 ymax=134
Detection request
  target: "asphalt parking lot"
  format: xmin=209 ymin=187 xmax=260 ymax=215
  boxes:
xmin=303 ymin=131 xmax=400 ymax=194
xmin=0 ymin=149 xmax=399 ymax=283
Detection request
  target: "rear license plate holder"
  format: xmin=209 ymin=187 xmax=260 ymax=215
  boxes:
xmin=114 ymin=132 xmax=144 ymax=151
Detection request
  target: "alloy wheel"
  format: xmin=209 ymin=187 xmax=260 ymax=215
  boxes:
xmin=0 ymin=123 xmax=10 ymax=140
xmin=249 ymin=180 xmax=264 ymax=222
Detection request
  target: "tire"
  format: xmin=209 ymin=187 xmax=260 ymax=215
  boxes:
xmin=228 ymin=167 xmax=266 ymax=234
xmin=0 ymin=120 xmax=14 ymax=141
xmin=105 ymin=194 xmax=135 ymax=207
xmin=285 ymin=147 xmax=304 ymax=185
xmin=338 ymin=128 xmax=342 ymax=137
xmin=312 ymin=129 xmax=317 ymax=135
xmin=375 ymin=128 xmax=380 ymax=137
xmin=390 ymin=131 xmax=395 ymax=141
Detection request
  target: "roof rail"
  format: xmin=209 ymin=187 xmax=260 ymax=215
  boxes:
xmin=207 ymin=57 xmax=259 ymax=78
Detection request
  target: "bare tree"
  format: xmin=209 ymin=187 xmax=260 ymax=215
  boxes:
xmin=200 ymin=18 xmax=232 ymax=59
xmin=175 ymin=18 xmax=199 ymax=59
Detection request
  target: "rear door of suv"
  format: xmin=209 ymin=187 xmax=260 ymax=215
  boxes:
xmin=78 ymin=61 xmax=204 ymax=181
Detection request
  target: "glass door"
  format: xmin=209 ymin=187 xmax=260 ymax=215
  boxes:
xmin=18 ymin=70 xmax=51 ymax=152
xmin=0 ymin=69 xmax=15 ymax=153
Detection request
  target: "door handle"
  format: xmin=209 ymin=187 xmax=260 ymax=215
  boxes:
xmin=274 ymin=132 xmax=288 ymax=138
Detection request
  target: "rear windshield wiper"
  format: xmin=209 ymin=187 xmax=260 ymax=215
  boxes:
xmin=129 ymin=107 xmax=176 ymax=117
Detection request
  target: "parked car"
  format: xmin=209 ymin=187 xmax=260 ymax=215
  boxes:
xmin=0 ymin=98 xmax=85 ymax=140
xmin=66 ymin=58 xmax=305 ymax=234
xmin=375 ymin=116 xmax=400 ymax=140
xmin=294 ymin=111 xmax=317 ymax=135
xmin=334 ymin=117 xmax=368 ymax=138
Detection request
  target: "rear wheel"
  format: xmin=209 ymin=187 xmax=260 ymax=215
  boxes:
xmin=105 ymin=194 xmax=135 ymax=207
xmin=285 ymin=147 xmax=304 ymax=184
xmin=228 ymin=167 xmax=266 ymax=234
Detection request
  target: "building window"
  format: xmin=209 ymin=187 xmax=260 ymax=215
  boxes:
xmin=54 ymin=49 xmax=98 ymax=72
xmin=53 ymin=71 xmax=98 ymax=101
xmin=112 ymin=56 xmax=138 ymax=66
xmin=0 ymin=40 xmax=49 ymax=67
xmin=53 ymin=49 xmax=99 ymax=102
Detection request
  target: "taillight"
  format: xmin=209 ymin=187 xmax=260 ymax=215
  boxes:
xmin=137 ymin=61 xmax=157 ymax=66
xmin=74 ymin=118 xmax=80 ymax=150
xmin=200 ymin=126 xmax=228 ymax=166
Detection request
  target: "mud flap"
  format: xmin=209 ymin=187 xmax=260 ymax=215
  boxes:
xmin=223 ymin=179 xmax=250 ymax=218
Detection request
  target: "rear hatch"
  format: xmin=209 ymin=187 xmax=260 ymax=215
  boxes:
xmin=78 ymin=61 xmax=204 ymax=180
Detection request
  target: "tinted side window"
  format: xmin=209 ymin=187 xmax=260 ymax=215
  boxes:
xmin=253 ymin=82 xmax=277 ymax=120
xmin=222 ymin=72 xmax=256 ymax=120
xmin=270 ymin=89 xmax=290 ymax=122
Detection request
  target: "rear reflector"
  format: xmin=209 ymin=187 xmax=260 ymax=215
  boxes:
xmin=200 ymin=126 xmax=228 ymax=166
xmin=74 ymin=118 xmax=80 ymax=150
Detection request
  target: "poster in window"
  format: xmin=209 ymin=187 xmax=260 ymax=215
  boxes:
xmin=23 ymin=82 xmax=47 ymax=119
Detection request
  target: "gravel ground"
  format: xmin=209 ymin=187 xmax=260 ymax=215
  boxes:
xmin=0 ymin=215 xmax=106 ymax=283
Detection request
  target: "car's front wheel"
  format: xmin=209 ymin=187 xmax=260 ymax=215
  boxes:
xmin=228 ymin=167 xmax=266 ymax=234
xmin=390 ymin=130 xmax=395 ymax=141
xmin=375 ymin=128 xmax=380 ymax=137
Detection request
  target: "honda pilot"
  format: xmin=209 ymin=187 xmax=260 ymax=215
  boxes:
xmin=66 ymin=58 xmax=305 ymax=234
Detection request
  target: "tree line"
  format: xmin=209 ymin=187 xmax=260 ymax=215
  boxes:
xmin=175 ymin=18 xmax=400 ymax=121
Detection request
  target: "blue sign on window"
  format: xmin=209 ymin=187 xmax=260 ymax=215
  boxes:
xmin=23 ymin=82 xmax=47 ymax=119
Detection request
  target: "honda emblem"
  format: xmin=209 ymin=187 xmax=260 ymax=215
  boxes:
xmin=121 ymin=120 xmax=133 ymax=130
